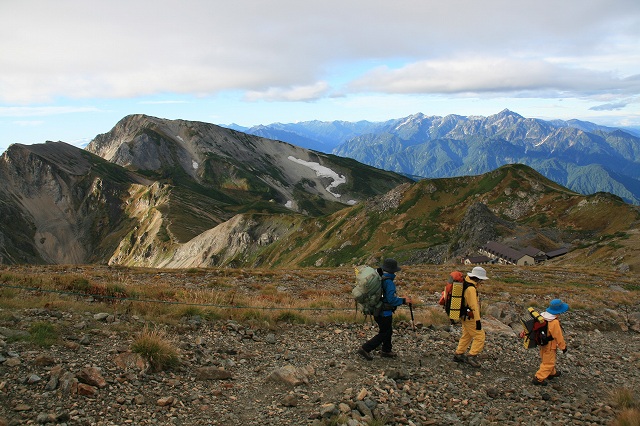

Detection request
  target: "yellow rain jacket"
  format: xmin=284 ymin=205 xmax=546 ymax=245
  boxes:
xmin=455 ymin=277 xmax=485 ymax=356
xmin=535 ymin=315 xmax=567 ymax=381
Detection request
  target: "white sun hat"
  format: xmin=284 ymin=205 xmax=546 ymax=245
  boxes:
xmin=468 ymin=266 xmax=489 ymax=280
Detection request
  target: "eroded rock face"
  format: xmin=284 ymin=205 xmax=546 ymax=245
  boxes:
xmin=0 ymin=143 xmax=134 ymax=264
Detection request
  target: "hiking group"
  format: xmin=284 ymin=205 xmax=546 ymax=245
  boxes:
xmin=354 ymin=259 xmax=569 ymax=387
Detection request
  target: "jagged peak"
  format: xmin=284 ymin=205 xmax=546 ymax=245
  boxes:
xmin=496 ymin=108 xmax=522 ymax=117
xmin=115 ymin=113 xmax=160 ymax=127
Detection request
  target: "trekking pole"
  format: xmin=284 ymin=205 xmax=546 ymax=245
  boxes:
xmin=409 ymin=303 xmax=415 ymax=331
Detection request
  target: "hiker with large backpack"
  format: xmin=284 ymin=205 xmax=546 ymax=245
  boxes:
xmin=357 ymin=258 xmax=412 ymax=361
xmin=532 ymin=299 xmax=569 ymax=386
xmin=453 ymin=266 xmax=489 ymax=368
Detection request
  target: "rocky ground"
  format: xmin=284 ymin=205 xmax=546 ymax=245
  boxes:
xmin=1 ymin=309 xmax=639 ymax=425
xmin=1 ymin=266 xmax=639 ymax=425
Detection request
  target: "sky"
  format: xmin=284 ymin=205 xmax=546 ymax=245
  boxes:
xmin=1 ymin=0 xmax=639 ymax=154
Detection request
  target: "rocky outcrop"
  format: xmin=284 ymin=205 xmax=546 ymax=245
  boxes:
xmin=449 ymin=202 xmax=510 ymax=255
xmin=154 ymin=214 xmax=300 ymax=268
xmin=0 ymin=143 xmax=143 ymax=264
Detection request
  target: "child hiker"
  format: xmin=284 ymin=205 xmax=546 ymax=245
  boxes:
xmin=532 ymin=298 xmax=569 ymax=386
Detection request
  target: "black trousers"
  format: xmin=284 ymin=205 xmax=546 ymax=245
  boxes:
xmin=362 ymin=315 xmax=393 ymax=353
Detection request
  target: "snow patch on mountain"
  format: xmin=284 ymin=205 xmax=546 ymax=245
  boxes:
xmin=288 ymin=156 xmax=346 ymax=198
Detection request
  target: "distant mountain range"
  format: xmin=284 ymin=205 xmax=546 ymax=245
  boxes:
xmin=0 ymin=115 xmax=408 ymax=265
xmin=226 ymin=110 xmax=640 ymax=204
xmin=1 ymin=114 xmax=639 ymax=271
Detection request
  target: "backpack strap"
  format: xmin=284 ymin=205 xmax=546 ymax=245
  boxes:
xmin=461 ymin=282 xmax=476 ymax=319
xmin=379 ymin=277 xmax=397 ymax=312
xmin=379 ymin=276 xmax=391 ymax=300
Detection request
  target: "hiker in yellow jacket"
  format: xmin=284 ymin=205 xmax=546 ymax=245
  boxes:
xmin=453 ymin=266 xmax=488 ymax=368
xmin=532 ymin=298 xmax=568 ymax=386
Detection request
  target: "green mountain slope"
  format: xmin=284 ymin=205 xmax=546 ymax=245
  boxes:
xmin=254 ymin=164 xmax=640 ymax=270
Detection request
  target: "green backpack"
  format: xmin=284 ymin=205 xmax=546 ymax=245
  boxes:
xmin=352 ymin=265 xmax=388 ymax=316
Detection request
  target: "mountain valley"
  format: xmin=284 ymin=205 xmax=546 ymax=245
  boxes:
xmin=0 ymin=114 xmax=639 ymax=272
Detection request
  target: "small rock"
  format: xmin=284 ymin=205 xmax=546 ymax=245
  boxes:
xmin=319 ymin=403 xmax=337 ymax=419
xmin=77 ymin=383 xmax=98 ymax=396
xmin=281 ymin=394 xmax=298 ymax=407
xmin=14 ymin=404 xmax=31 ymax=412
xmin=4 ymin=357 xmax=20 ymax=367
xmin=77 ymin=367 xmax=107 ymax=388
xmin=157 ymin=396 xmax=175 ymax=407
xmin=27 ymin=374 xmax=42 ymax=384
xmin=34 ymin=354 xmax=56 ymax=366
xmin=195 ymin=367 xmax=233 ymax=380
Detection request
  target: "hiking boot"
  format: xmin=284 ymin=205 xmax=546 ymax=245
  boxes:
xmin=465 ymin=355 xmax=481 ymax=368
xmin=380 ymin=351 xmax=397 ymax=358
xmin=548 ymin=371 xmax=563 ymax=379
xmin=532 ymin=377 xmax=548 ymax=386
xmin=357 ymin=347 xmax=373 ymax=361
xmin=453 ymin=353 xmax=467 ymax=363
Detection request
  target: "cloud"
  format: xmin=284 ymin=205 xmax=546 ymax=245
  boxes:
xmin=348 ymin=57 xmax=640 ymax=98
xmin=1 ymin=0 xmax=639 ymax=105
xmin=244 ymin=82 xmax=331 ymax=102
xmin=589 ymin=94 xmax=640 ymax=111
xmin=138 ymin=100 xmax=189 ymax=105
xmin=590 ymin=102 xmax=630 ymax=111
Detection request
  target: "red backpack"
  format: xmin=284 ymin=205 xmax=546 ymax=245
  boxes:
xmin=519 ymin=307 xmax=554 ymax=349
xmin=438 ymin=271 xmax=465 ymax=320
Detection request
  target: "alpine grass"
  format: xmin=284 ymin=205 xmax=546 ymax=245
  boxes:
xmin=28 ymin=321 xmax=59 ymax=347
xmin=131 ymin=325 xmax=180 ymax=372
xmin=610 ymin=387 xmax=640 ymax=426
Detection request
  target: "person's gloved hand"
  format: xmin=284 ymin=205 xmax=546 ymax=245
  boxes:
xmin=476 ymin=320 xmax=482 ymax=330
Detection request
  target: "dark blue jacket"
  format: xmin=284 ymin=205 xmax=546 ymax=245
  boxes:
xmin=380 ymin=272 xmax=405 ymax=317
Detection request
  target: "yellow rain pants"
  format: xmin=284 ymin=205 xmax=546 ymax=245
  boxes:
xmin=535 ymin=319 xmax=566 ymax=381
xmin=455 ymin=282 xmax=485 ymax=356
xmin=455 ymin=318 xmax=485 ymax=355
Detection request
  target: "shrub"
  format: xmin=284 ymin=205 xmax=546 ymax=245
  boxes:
xmin=105 ymin=283 xmax=128 ymax=300
xmin=176 ymin=306 xmax=204 ymax=319
xmin=611 ymin=388 xmax=639 ymax=410
xmin=275 ymin=311 xmax=307 ymax=324
xmin=610 ymin=388 xmax=640 ymax=426
xmin=68 ymin=277 xmax=91 ymax=293
xmin=610 ymin=409 xmax=640 ymax=426
xmin=202 ymin=309 xmax=223 ymax=321
xmin=29 ymin=322 xmax=59 ymax=347
xmin=240 ymin=309 xmax=270 ymax=323
xmin=131 ymin=326 xmax=180 ymax=372
xmin=423 ymin=307 xmax=451 ymax=326
xmin=393 ymin=312 xmax=410 ymax=324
